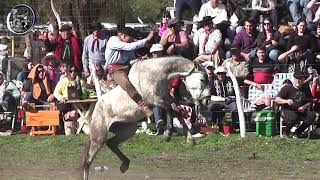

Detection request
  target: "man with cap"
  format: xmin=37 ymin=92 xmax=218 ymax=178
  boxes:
xmin=82 ymin=22 xmax=108 ymax=98
xmin=202 ymin=65 xmax=239 ymax=134
xmin=222 ymin=43 xmax=249 ymax=82
xmin=104 ymin=27 xmax=154 ymax=117
xmin=149 ymin=44 xmax=164 ymax=58
xmin=53 ymin=24 xmax=82 ymax=71
xmin=275 ymin=71 xmax=316 ymax=138
xmin=160 ymin=18 xmax=190 ymax=58
xmin=193 ymin=16 xmax=223 ymax=66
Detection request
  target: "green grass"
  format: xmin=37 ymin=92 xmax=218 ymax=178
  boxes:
xmin=1 ymin=132 xmax=320 ymax=178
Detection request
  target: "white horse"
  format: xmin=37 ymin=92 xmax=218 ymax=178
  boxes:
xmin=82 ymin=57 xmax=211 ymax=180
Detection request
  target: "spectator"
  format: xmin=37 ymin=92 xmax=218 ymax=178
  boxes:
xmin=257 ymin=17 xmax=285 ymax=63
xmin=307 ymin=0 xmax=320 ymax=22
xmin=275 ymin=71 xmax=315 ymax=138
xmin=287 ymin=19 xmax=316 ymax=54
xmin=53 ymin=24 xmax=82 ymax=71
xmin=21 ymin=64 xmax=54 ymax=112
xmin=149 ymin=43 xmax=164 ymax=58
xmin=250 ymin=0 xmax=277 ymax=29
xmin=53 ymin=65 xmax=85 ymax=125
xmin=0 ymin=71 xmax=20 ymax=112
xmin=244 ymin=46 xmax=278 ymax=109
xmin=41 ymin=52 xmax=61 ymax=88
xmin=222 ymin=44 xmax=250 ymax=81
xmin=175 ymin=0 xmax=202 ymax=20
xmin=222 ymin=43 xmax=250 ymax=98
xmin=278 ymin=45 xmax=315 ymax=84
xmin=204 ymin=65 xmax=239 ymax=133
xmin=160 ymin=18 xmax=191 ymax=58
xmin=82 ymin=22 xmax=108 ymax=98
xmin=222 ymin=0 xmax=246 ymax=41
xmin=313 ymin=22 xmax=320 ymax=72
xmin=0 ymin=37 xmax=9 ymax=71
xmin=193 ymin=16 xmax=223 ymax=65
xmin=287 ymin=0 xmax=313 ymax=24
xmin=104 ymin=27 xmax=154 ymax=117
xmin=231 ymin=19 xmax=258 ymax=61
xmin=311 ymin=75 xmax=320 ymax=111
xmin=158 ymin=11 xmax=171 ymax=38
xmin=149 ymin=44 xmax=166 ymax=134
xmin=198 ymin=0 xmax=229 ymax=41
xmin=245 ymin=46 xmax=278 ymax=86
xmin=59 ymin=62 xmax=69 ymax=79
xmin=16 ymin=59 xmax=33 ymax=83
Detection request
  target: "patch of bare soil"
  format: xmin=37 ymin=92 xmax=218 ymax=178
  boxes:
xmin=1 ymin=158 xmax=320 ymax=180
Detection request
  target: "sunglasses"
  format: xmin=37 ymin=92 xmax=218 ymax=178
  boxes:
xmin=69 ymin=69 xmax=76 ymax=73
xmin=264 ymin=22 xmax=271 ymax=25
xmin=216 ymin=72 xmax=226 ymax=75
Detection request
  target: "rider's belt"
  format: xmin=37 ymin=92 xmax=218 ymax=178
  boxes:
xmin=107 ymin=63 xmax=128 ymax=74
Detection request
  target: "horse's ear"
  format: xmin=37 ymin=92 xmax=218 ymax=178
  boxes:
xmin=168 ymin=72 xmax=190 ymax=80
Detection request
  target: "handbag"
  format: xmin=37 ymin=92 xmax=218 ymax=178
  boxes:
xmin=67 ymin=86 xmax=80 ymax=100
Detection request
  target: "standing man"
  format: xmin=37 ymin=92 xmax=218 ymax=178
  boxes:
xmin=54 ymin=24 xmax=82 ymax=71
xmin=104 ymin=27 xmax=154 ymax=117
xmin=82 ymin=22 xmax=108 ymax=98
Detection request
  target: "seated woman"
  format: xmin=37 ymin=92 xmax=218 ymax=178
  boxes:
xmin=0 ymin=71 xmax=20 ymax=112
xmin=256 ymin=17 xmax=285 ymax=63
xmin=21 ymin=64 xmax=55 ymax=112
xmin=53 ymin=65 xmax=86 ymax=135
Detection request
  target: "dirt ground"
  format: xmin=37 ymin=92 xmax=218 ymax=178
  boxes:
xmin=1 ymin=158 xmax=320 ymax=180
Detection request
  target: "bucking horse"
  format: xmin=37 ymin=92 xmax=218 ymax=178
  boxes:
xmin=82 ymin=56 xmax=211 ymax=180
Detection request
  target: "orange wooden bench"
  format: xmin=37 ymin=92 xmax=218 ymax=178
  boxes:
xmin=25 ymin=103 xmax=60 ymax=136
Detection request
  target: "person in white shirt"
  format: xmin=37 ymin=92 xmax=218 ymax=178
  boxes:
xmin=198 ymin=0 xmax=229 ymax=43
xmin=250 ymin=0 xmax=277 ymax=29
xmin=193 ymin=16 xmax=223 ymax=66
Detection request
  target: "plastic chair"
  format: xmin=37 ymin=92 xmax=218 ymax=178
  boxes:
xmin=272 ymin=73 xmax=294 ymax=95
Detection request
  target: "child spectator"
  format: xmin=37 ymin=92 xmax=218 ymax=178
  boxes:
xmin=17 ymin=59 xmax=33 ymax=83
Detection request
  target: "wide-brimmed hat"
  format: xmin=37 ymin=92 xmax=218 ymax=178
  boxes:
xmin=150 ymin=44 xmax=164 ymax=53
xmin=41 ymin=52 xmax=61 ymax=66
xmin=118 ymin=27 xmax=140 ymax=39
xmin=91 ymin=22 xmax=104 ymax=31
xmin=60 ymin=24 xmax=72 ymax=32
xmin=198 ymin=16 xmax=214 ymax=27
xmin=214 ymin=66 xmax=227 ymax=74
xmin=167 ymin=18 xmax=181 ymax=28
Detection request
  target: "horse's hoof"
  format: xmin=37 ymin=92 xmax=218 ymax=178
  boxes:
xmin=120 ymin=160 xmax=130 ymax=173
xmin=163 ymin=130 xmax=172 ymax=142
xmin=186 ymin=132 xmax=196 ymax=145
xmin=186 ymin=136 xmax=196 ymax=145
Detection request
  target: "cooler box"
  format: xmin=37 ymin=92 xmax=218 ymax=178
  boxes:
xmin=255 ymin=110 xmax=275 ymax=137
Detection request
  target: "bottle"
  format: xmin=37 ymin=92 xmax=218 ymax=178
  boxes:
xmin=76 ymin=75 xmax=82 ymax=98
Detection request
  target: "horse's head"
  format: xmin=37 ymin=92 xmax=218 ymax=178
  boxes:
xmin=182 ymin=63 xmax=211 ymax=101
